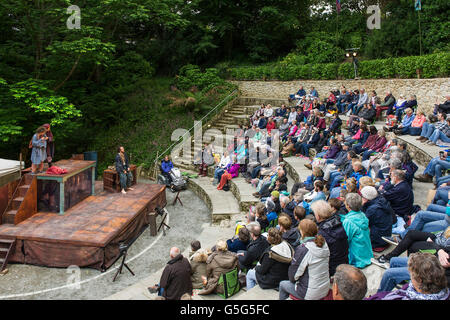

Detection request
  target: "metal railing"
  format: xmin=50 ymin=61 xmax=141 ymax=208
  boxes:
xmin=149 ymin=88 xmax=239 ymax=170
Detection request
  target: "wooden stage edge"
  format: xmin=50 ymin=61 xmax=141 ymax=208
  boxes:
xmin=0 ymin=183 xmax=167 ymax=270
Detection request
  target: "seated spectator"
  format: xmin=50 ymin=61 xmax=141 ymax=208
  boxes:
xmin=312 ymin=200 xmax=349 ymax=276
xmin=353 ymin=125 xmax=378 ymax=154
xmin=417 ymin=112 xmax=447 ymax=143
xmin=279 ymin=118 xmax=290 ymax=136
xmin=291 ymin=166 xmax=324 ymax=194
xmin=357 ymin=103 xmax=376 ymax=123
xmin=351 ymin=88 xmax=368 ymax=116
xmin=415 ymin=150 xmax=450 ymax=183
xmin=368 ymin=252 xmax=449 ymax=300
xmin=278 ymin=213 xmax=301 ymax=249
xmin=278 ymin=219 xmax=330 ymax=300
xmin=189 ymin=241 xmax=209 ymax=289
xmin=327 ymin=113 xmax=342 ymax=135
xmin=340 ymin=193 xmax=373 ymax=268
xmin=161 ymin=155 xmax=174 ymax=184
xmin=217 ymin=157 xmax=240 ymax=190
xmin=302 ymin=180 xmax=327 ymax=211
xmin=379 ymin=169 xmax=415 ymax=221
xmin=375 ymin=90 xmax=396 ymax=120
xmin=246 ymin=228 xmax=294 ymax=290
xmin=387 ymin=94 xmax=406 ymax=116
xmin=194 ymin=143 xmax=215 ymax=177
xmin=293 ymin=205 xmax=307 ymax=228
xmin=395 ymin=94 xmax=417 ymax=120
xmin=433 ymin=95 xmax=450 ymax=115
xmin=198 ymin=240 xmax=238 ymax=296
xmin=287 ymin=107 xmax=297 ymax=124
xmin=298 ymin=127 xmax=320 ymax=157
xmin=399 ymin=199 xmax=450 ymax=238
xmin=408 ymin=111 xmax=426 ymax=136
xmin=149 ymin=247 xmax=192 ymax=300
xmin=332 ymin=264 xmax=368 ymax=300
xmin=391 ymin=108 xmax=415 ymax=135
xmin=226 ymin=226 xmax=251 ymax=253
xmin=360 ymin=186 xmax=394 ymax=250
xmin=237 ymin=222 xmax=270 ymax=271
xmin=212 ymin=150 xmax=231 ymax=185
xmin=374 ymin=227 xmax=450 ymax=266
xmin=427 ymin=117 xmax=450 ymax=146
xmin=361 ymin=130 xmax=388 ymax=161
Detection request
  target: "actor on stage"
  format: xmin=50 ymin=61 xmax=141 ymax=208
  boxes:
xmin=115 ymin=146 xmax=134 ymax=194
xmin=42 ymin=123 xmax=54 ymax=167
xmin=30 ymin=126 xmax=48 ymax=175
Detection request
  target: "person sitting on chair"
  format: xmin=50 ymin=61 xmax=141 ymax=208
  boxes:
xmin=161 ymin=155 xmax=174 ymax=185
xmin=115 ymin=146 xmax=134 ymax=194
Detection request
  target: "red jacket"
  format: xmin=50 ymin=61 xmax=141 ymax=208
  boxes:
xmin=266 ymin=121 xmax=276 ymax=134
xmin=372 ymin=136 xmax=387 ymax=152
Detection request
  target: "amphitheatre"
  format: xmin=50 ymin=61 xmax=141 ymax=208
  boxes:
xmin=0 ymin=78 xmax=448 ymax=300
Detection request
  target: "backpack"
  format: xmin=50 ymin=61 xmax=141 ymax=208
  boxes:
xmin=217 ymin=267 xmax=240 ymax=299
xmin=222 ymin=181 xmax=230 ymax=191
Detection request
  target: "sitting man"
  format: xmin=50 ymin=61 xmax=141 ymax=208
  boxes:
xmin=237 ymin=222 xmax=270 ymax=271
xmin=332 ymin=264 xmax=368 ymax=300
xmin=115 ymin=146 xmax=134 ymax=194
xmin=148 ymin=247 xmax=193 ymax=300
xmin=161 ymin=155 xmax=174 ymax=185
xmin=379 ymin=169 xmax=414 ymax=222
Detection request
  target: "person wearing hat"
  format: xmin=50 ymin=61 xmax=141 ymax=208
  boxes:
xmin=265 ymin=191 xmax=281 ymax=222
xmin=361 ymin=186 xmax=395 ymax=250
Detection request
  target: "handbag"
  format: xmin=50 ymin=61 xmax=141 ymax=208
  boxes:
xmin=217 ymin=268 xmax=240 ymax=299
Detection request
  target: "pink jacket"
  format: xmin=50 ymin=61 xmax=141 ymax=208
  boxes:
xmin=228 ymin=163 xmax=240 ymax=178
xmin=411 ymin=115 xmax=426 ymax=128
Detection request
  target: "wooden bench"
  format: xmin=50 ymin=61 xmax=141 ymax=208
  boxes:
xmin=103 ymin=165 xmax=137 ymax=193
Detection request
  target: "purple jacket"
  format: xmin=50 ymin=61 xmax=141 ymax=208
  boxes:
xmin=228 ymin=163 xmax=240 ymax=178
xmin=372 ymin=136 xmax=387 ymax=152
xmin=366 ymin=283 xmax=450 ymax=300
xmin=324 ymin=145 xmax=341 ymax=159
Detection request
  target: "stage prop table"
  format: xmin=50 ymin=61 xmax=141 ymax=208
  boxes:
xmin=36 ymin=160 xmax=96 ymax=215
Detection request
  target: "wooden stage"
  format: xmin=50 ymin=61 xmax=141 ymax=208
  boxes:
xmin=0 ymin=183 xmax=166 ymax=270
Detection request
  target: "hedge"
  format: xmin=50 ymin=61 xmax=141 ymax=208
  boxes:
xmin=228 ymin=52 xmax=450 ymax=81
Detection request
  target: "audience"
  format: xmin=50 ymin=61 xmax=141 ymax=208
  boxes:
xmin=332 ymin=264 xmax=368 ymax=300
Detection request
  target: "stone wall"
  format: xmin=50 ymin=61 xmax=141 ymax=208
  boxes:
xmin=231 ymin=78 xmax=450 ymax=114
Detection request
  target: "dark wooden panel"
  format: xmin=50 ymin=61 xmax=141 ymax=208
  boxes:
xmin=14 ymin=176 xmax=37 ymax=224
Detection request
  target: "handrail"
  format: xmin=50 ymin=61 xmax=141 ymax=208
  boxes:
xmin=149 ymin=89 xmax=239 ymax=168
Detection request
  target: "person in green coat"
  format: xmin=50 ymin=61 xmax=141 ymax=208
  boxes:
xmin=340 ymin=193 xmax=373 ymax=268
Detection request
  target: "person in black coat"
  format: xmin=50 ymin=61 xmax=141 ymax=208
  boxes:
xmin=328 ymin=113 xmax=342 ymax=135
xmin=361 ymin=186 xmax=394 ymax=248
xmin=237 ymin=222 xmax=270 ymax=270
xmin=115 ymin=146 xmax=134 ymax=194
xmin=379 ymin=169 xmax=414 ymax=220
xmin=312 ymin=199 xmax=349 ymax=276
xmin=246 ymin=228 xmax=294 ymax=290
xmin=278 ymin=214 xmax=301 ymax=249
xmin=149 ymin=247 xmax=192 ymax=300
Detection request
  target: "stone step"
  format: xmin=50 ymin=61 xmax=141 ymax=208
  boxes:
xmin=186 ymin=171 xmax=241 ymax=222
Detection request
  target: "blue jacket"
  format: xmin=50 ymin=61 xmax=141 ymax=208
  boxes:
xmin=339 ymin=210 xmax=373 ymax=268
xmin=381 ymin=180 xmax=414 ymax=219
xmin=161 ymin=160 xmax=174 ymax=173
xmin=401 ymin=114 xmax=415 ymax=127
xmin=226 ymin=238 xmax=248 ymax=253
xmin=362 ymin=196 xmax=394 ymax=248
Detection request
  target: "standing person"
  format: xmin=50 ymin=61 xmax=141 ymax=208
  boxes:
xmin=115 ymin=146 xmax=134 ymax=194
xmin=42 ymin=123 xmax=54 ymax=167
xmin=30 ymin=126 xmax=48 ymax=175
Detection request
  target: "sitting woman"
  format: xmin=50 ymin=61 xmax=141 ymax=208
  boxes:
xmin=345 ymin=123 xmax=369 ymax=146
xmin=226 ymin=226 xmax=251 ymax=253
xmin=246 ymin=227 xmax=294 ymax=290
xmin=212 ymin=150 xmax=231 ymax=185
xmin=217 ymin=157 xmax=240 ymax=190
xmin=278 ymin=219 xmax=330 ymax=300
xmin=353 ymin=126 xmax=378 ymax=154
xmin=408 ymin=111 xmax=426 ymax=136
xmin=368 ymin=252 xmax=449 ymax=300
xmin=189 ymin=241 xmax=209 ymax=289
xmin=198 ymin=240 xmax=239 ymax=296
xmin=361 ymin=130 xmax=388 ymax=161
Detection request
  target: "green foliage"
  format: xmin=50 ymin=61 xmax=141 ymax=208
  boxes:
xmin=229 ymin=52 xmax=450 ymax=81
xmin=176 ymin=65 xmax=227 ymax=92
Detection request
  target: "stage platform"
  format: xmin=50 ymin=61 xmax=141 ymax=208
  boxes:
xmin=0 ymin=183 xmax=166 ymax=271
